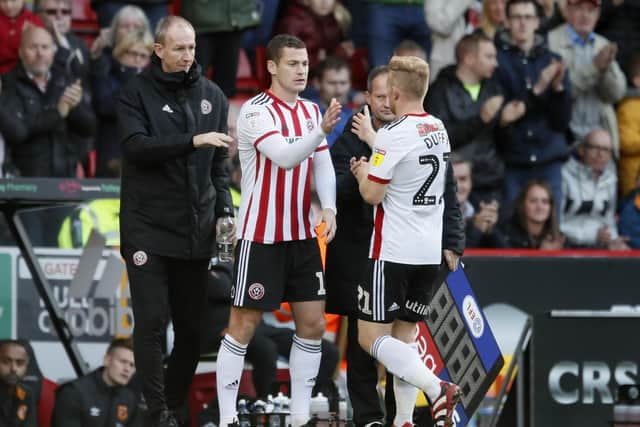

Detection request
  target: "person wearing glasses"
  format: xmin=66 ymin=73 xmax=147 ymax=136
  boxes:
xmin=0 ymin=0 xmax=43 ymax=75
xmin=560 ymin=128 xmax=631 ymax=250
xmin=92 ymin=29 xmax=153 ymax=177
xmin=494 ymin=0 xmax=572 ymax=216
xmin=36 ymin=0 xmax=90 ymax=83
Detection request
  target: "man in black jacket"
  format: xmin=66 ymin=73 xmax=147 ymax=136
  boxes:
xmin=325 ymin=65 xmax=394 ymax=427
xmin=0 ymin=25 xmax=96 ymax=177
xmin=52 ymin=338 xmax=140 ymax=427
xmin=0 ymin=340 xmax=36 ymax=427
xmin=426 ymin=31 xmax=510 ymax=204
xmin=117 ymin=15 xmax=234 ymax=427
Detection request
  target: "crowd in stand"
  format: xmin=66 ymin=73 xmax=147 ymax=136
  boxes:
xmin=0 ymin=0 xmax=638 ymax=250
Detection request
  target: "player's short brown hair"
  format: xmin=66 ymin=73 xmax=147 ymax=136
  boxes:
xmin=388 ymin=55 xmax=430 ymax=101
xmin=266 ymin=34 xmax=306 ymax=64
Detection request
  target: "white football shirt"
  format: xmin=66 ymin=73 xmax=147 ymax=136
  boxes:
xmin=236 ymin=91 xmax=328 ymax=243
xmin=367 ymin=113 xmax=451 ymax=264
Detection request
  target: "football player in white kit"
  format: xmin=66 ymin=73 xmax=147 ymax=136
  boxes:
xmin=351 ymin=55 xmax=464 ymax=427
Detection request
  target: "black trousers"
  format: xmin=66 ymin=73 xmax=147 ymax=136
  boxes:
xmin=347 ymin=316 xmax=385 ymax=426
xmin=195 ymin=31 xmax=243 ymax=98
xmin=124 ymin=246 xmax=209 ymax=414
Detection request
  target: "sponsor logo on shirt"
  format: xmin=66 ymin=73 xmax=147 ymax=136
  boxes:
xmin=162 ymin=104 xmax=174 ymax=113
xmin=416 ymin=122 xmax=439 ymax=136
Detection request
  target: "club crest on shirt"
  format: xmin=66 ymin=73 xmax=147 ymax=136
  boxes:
xmin=201 ymin=99 xmax=212 ymax=115
xmin=372 ymin=148 xmax=386 ymax=167
xmin=248 ymin=283 xmax=265 ymax=300
xmin=306 ymin=118 xmax=314 ymax=132
xmin=117 ymin=405 xmax=129 ymax=421
xmin=133 ymin=251 xmax=148 ymax=266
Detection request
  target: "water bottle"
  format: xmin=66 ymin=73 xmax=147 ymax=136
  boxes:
xmin=237 ymin=399 xmax=251 ymax=427
xmin=278 ymin=393 xmax=290 ymax=427
xmin=338 ymin=399 xmax=347 ymax=423
xmin=269 ymin=397 xmax=282 ymax=427
xmin=216 ymin=214 xmax=235 ymax=262
xmin=310 ymin=393 xmax=330 ymax=421
xmin=265 ymin=394 xmax=275 ymax=413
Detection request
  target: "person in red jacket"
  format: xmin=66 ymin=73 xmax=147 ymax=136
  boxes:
xmin=0 ymin=0 xmax=43 ymax=74
xmin=276 ymin=0 xmax=353 ymax=69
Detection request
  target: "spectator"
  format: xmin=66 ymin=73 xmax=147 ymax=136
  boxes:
xmin=426 ymin=32 xmax=505 ymax=203
xmin=90 ymin=5 xmax=151 ymax=63
xmin=479 ymin=0 xmax=506 ymax=39
xmin=548 ymin=0 xmax=626 ymax=155
xmin=452 ymin=154 xmax=506 ymax=248
xmin=242 ymin=0 xmax=281 ymax=64
xmin=425 ymin=0 xmax=475 ymax=82
xmin=276 ymin=0 xmax=353 ymax=69
xmin=595 ymin=0 xmax=640 ymax=81
xmin=618 ymin=168 xmax=640 ymax=249
xmin=495 ymin=0 xmax=572 ymax=213
xmin=617 ymin=53 xmax=640 ymax=197
xmin=0 ymin=26 xmax=96 ymax=177
xmin=36 ymin=0 xmax=90 ymax=85
xmin=91 ymin=0 xmax=167 ymax=32
xmin=51 ymin=338 xmax=141 ymax=427
xmin=181 ymin=0 xmax=259 ymax=98
xmin=366 ymin=0 xmax=431 ymax=67
xmin=0 ymin=0 xmax=43 ymax=75
xmin=308 ymin=56 xmax=354 ymax=147
xmin=560 ymin=128 xmax=630 ymax=249
xmin=92 ymin=30 xmax=152 ymax=177
xmin=393 ymin=39 xmax=427 ymax=60
xmin=0 ymin=340 xmax=36 ymax=427
xmin=536 ymin=0 xmax=563 ymax=34
xmin=503 ymin=179 xmax=565 ymax=249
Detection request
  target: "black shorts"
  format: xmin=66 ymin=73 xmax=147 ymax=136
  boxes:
xmin=231 ymin=239 xmax=326 ymax=310
xmin=357 ymin=259 xmax=442 ymax=324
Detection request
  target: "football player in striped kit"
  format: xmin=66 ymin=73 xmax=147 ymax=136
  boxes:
xmin=215 ymin=34 xmax=342 ymax=427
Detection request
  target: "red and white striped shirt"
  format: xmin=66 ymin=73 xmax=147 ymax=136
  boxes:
xmin=236 ymin=91 xmax=333 ymax=243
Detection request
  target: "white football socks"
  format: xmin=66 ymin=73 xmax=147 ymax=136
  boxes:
xmin=371 ymin=335 xmax=441 ymax=403
xmin=289 ymin=335 xmax=322 ymax=426
xmin=216 ymin=334 xmax=247 ymax=426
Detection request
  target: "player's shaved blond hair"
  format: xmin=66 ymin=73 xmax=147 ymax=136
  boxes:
xmin=388 ymin=55 xmax=430 ymax=101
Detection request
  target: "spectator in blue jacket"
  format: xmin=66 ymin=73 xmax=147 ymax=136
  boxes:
xmin=494 ymin=0 xmax=572 ymax=215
